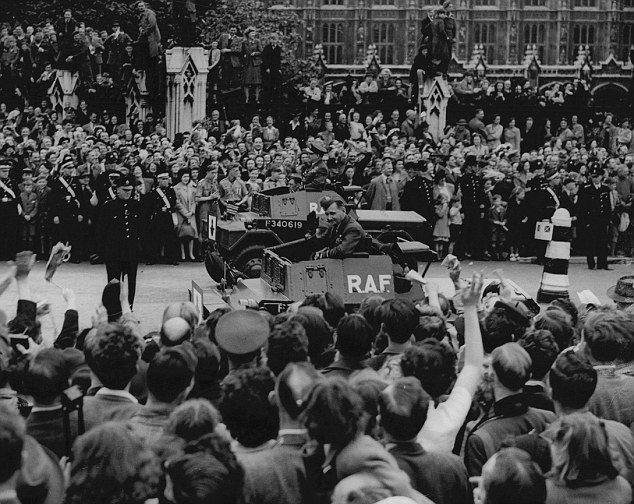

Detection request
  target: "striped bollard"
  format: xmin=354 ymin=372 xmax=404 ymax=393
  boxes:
xmin=537 ymin=208 xmax=571 ymax=303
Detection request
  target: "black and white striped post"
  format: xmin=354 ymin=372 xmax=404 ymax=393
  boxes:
xmin=537 ymin=208 xmax=572 ymax=303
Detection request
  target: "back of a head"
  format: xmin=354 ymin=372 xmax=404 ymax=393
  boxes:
xmin=482 ymin=448 xmax=546 ymax=504
xmin=534 ymin=309 xmax=575 ymax=352
xmin=167 ymin=433 xmax=243 ymax=504
xmin=358 ymin=295 xmax=386 ymax=336
xmin=67 ymin=422 xmax=160 ymax=504
xmin=379 ymin=299 xmax=419 ymax=344
xmin=301 ymin=377 xmax=364 ymax=448
xmin=546 ymin=412 xmax=618 ymax=487
xmin=413 ymin=315 xmax=448 ymax=343
xmin=0 ymin=404 xmax=25 ymax=484
xmin=23 ymin=348 xmax=69 ymax=405
xmin=163 ymin=301 xmax=199 ymax=330
xmin=336 ymin=314 xmax=374 ymax=360
xmin=289 ymin=308 xmax=333 ymax=368
xmin=204 ymin=306 xmax=233 ymax=345
xmin=401 ymin=339 xmax=456 ymax=399
xmin=161 ymin=317 xmax=192 ymax=347
xmin=491 ymin=342 xmax=532 ymax=392
xmin=549 ymin=351 xmax=597 ymax=410
xmin=583 ymin=310 xmax=630 ymax=363
xmin=379 ymin=377 xmax=431 ymax=441
xmin=165 ymin=399 xmax=221 ymax=442
xmin=300 ymin=292 xmax=346 ymax=328
xmin=518 ymin=329 xmax=559 ymax=381
xmin=147 ymin=346 xmax=198 ymax=404
xmin=483 ymin=305 xmax=528 ymax=353
xmin=219 ymin=367 xmax=278 ymax=448
xmin=267 ymin=321 xmax=309 ymax=376
xmin=84 ymin=323 xmax=141 ymax=390
xmin=276 ymin=361 xmax=321 ymax=420
xmin=349 ymin=374 xmax=389 ymax=436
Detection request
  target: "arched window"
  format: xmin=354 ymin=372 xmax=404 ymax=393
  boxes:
xmin=373 ymin=23 xmax=395 ymax=64
xmin=523 ymin=23 xmax=545 ymax=61
xmin=322 ymin=23 xmax=343 ymax=64
xmin=474 ymin=23 xmax=496 ymax=64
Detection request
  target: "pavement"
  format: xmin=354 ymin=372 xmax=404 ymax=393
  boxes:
xmin=0 ymin=259 xmax=630 ymax=337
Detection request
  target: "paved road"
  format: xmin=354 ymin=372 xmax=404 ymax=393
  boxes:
xmin=0 ymin=259 xmax=629 ymax=337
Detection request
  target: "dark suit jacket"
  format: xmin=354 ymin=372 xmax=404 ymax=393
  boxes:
xmin=262 ymin=43 xmax=282 ymax=73
xmin=578 ymin=183 xmax=612 ymax=225
xmin=320 ymin=214 xmax=366 ymax=259
xmin=219 ymin=33 xmax=243 ymax=68
xmin=27 ymin=407 xmax=78 ymax=459
xmin=388 ymin=441 xmax=471 ymax=504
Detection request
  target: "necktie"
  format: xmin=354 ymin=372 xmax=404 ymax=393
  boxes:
xmin=385 ymin=177 xmax=392 ymax=203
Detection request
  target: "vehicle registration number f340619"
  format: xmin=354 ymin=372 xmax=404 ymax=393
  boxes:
xmin=265 ymin=219 xmax=304 ymax=229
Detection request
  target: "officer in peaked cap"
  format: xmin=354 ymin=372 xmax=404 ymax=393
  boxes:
xmin=215 ymin=310 xmax=270 ymax=378
xmin=49 ymin=157 xmax=82 ymax=262
xmin=96 ymin=173 xmax=143 ymax=307
xmin=401 ymin=161 xmax=435 ymax=244
xmin=146 ymin=168 xmax=179 ymax=265
xmin=0 ymin=158 xmax=20 ymax=260
xmin=578 ymin=160 xmax=611 ymax=270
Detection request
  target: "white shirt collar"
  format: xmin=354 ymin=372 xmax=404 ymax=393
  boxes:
xmin=95 ymin=387 xmax=138 ymax=403
xmin=31 ymin=404 xmax=62 ymax=413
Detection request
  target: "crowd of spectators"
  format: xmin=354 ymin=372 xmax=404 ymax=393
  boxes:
xmin=2 ymin=249 xmax=634 ymax=504
xmin=2 ymin=7 xmax=633 ymax=268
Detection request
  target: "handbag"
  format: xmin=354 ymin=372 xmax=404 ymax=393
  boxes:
xmin=177 ymin=218 xmax=197 ymax=239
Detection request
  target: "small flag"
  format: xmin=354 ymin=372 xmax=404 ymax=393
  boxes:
xmin=45 ymin=242 xmax=72 ymax=283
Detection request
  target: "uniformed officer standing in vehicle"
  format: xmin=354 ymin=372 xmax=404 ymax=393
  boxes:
xmin=0 ymin=159 xmax=20 ymax=260
xmin=49 ymin=157 xmax=82 ymax=262
xmin=314 ymin=196 xmax=367 ymax=259
xmin=578 ymin=161 xmax=612 ymax=271
xmin=97 ymin=174 xmax=142 ymax=307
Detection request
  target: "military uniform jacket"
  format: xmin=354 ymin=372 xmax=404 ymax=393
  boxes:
xmin=49 ymin=176 xmax=80 ymax=220
xmin=401 ymin=176 xmax=435 ymax=222
xmin=578 ymin=183 xmax=612 ymax=225
xmin=97 ymin=198 xmax=142 ymax=261
xmin=148 ymin=186 xmax=177 ymax=222
xmin=320 ymin=214 xmax=367 ymax=259
xmin=458 ymin=172 xmax=485 ymax=209
xmin=0 ymin=178 xmax=20 ymax=217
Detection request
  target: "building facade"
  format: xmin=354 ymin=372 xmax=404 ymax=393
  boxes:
xmin=290 ymin=0 xmax=634 ymax=67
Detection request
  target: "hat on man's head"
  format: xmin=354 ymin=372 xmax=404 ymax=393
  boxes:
xmin=156 ymin=168 xmax=170 ymax=179
xmin=215 ymin=310 xmax=270 ymax=355
xmin=465 ymin=153 xmax=477 ymax=166
xmin=545 ymin=168 xmax=560 ymax=181
xmin=114 ymin=173 xmax=134 ymax=188
xmin=456 ymin=118 xmax=468 ymax=126
xmin=607 ymin=275 xmax=634 ymax=304
xmin=0 ymin=158 xmax=13 ymax=170
xmin=59 ymin=159 xmax=74 ymax=171
xmin=105 ymin=151 xmax=118 ymax=164
xmin=313 ymin=165 xmax=328 ymax=177
xmin=588 ymin=161 xmax=603 ymax=177
xmin=530 ymin=160 xmax=544 ymax=172
xmin=310 ymin=138 xmax=328 ymax=156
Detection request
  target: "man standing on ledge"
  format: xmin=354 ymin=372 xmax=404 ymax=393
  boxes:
xmin=97 ymin=174 xmax=142 ymax=307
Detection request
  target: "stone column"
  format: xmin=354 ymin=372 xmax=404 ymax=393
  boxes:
xmin=165 ymin=47 xmax=210 ymax=140
xmin=421 ymin=75 xmax=451 ymax=143
xmin=48 ymin=70 xmax=79 ymax=118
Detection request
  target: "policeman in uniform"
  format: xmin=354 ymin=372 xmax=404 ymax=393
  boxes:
xmin=314 ymin=196 xmax=367 ymax=259
xmin=146 ymin=169 xmax=179 ymax=265
xmin=532 ymin=168 xmax=562 ymax=263
xmin=49 ymin=158 xmax=82 ymax=262
xmin=458 ymin=154 xmax=487 ymax=259
xmin=97 ymin=174 xmax=142 ymax=307
xmin=526 ymin=159 xmax=548 ymax=259
xmin=0 ymin=159 xmax=20 ymax=260
xmin=401 ymin=161 xmax=435 ymax=246
xmin=578 ymin=161 xmax=612 ymax=270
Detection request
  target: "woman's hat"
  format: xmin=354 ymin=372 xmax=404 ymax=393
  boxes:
xmin=607 ymin=275 xmax=634 ymax=304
